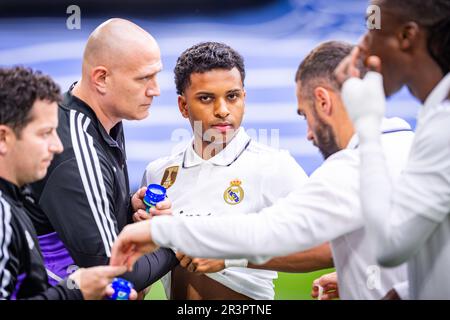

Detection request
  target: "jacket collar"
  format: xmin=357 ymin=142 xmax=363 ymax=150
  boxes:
xmin=0 ymin=176 xmax=23 ymax=204
xmin=60 ymin=83 xmax=124 ymax=148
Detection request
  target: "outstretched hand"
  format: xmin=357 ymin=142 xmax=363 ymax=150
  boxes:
xmin=110 ymin=220 xmax=158 ymax=271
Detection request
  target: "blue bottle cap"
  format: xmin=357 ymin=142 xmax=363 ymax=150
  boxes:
xmin=143 ymin=184 xmax=167 ymax=210
xmin=110 ymin=277 xmax=133 ymax=300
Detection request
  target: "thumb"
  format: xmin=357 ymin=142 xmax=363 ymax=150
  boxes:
xmin=139 ymin=186 xmax=146 ymax=196
xmin=366 ymin=55 xmax=381 ymax=73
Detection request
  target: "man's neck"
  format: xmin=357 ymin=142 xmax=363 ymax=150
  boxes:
xmin=0 ymin=165 xmax=20 ymax=188
xmin=193 ymin=138 xmax=228 ymax=160
xmin=71 ymin=82 xmax=119 ymax=134
xmin=406 ymin=60 xmax=445 ymax=104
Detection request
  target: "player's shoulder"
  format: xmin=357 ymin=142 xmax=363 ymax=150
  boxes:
xmin=315 ymin=148 xmax=358 ymax=175
xmin=246 ymin=139 xmax=292 ymax=159
xmin=144 ymin=150 xmax=184 ymax=175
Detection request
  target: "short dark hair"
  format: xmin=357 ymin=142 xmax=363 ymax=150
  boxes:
xmin=174 ymin=42 xmax=245 ymax=95
xmin=381 ymin=0 xmax=450 ymax=74
xmin=295 ymin=41 xmax=364 ymax=102
xmin=0 ymin=66 xmax=61 ymax=136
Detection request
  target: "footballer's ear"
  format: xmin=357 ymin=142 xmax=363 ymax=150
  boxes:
xmin=178 ymin=95 xmax=189 ymax=119
xmin=313 ymin=86 xmax=333 ymax=117
xmin=0 ymin=125 xmax=14 ymax=155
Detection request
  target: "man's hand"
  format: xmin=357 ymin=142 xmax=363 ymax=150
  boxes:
xmin=176 ymin=252 xmax=225 ymax=273
xmin=69 ymin=265 xmax=138 ymax=300
xmin=110 ymin=220 xmax=158 ymax=271
xmin=334 ymin=46 xmax=385 ymax=136
xmin=131 ymin=187 xmax=147 ymax=212
xmin=132 ymin=198 xmax=173 ymax=222
xmin=311 ymin=271 xmax=339 ymax=300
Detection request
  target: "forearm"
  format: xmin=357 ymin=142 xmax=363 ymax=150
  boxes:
xmin=248 ymin=243 xmax=333 ymax=273
xmin=358 ymin=121 xmax=438 ymax=267
xmin=121 ymin=248 xmax=178 ymax=291
xmin=151 ymin=208 xmax=335 ymax=265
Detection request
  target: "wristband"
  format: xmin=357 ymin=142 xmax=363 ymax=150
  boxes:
xmin=224 ymin=259 xmax=248 ymax=268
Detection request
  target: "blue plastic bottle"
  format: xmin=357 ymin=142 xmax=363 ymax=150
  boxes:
xmin=109 ymin=277 xmax=133 ymax=300
xmin=143 ymin=184 xmax=167 ymax=213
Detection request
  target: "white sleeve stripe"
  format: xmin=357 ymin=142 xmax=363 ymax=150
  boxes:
xmin=0 ymin=196 xmax=13 ymax=298
xmin=80 ymin=117 xmax=116 ymax=247
xmin=78 ymin=114 xmax=117 ymax=247
xmin=69 ymin=110 xmax=112 ymax=257
xmin=76 ymin=111 xmax=116 ymax=251
xmin=84 ymin=125 xmax=117 ymax=242
xmin=72 ymin=111 xmax=114 ymax=254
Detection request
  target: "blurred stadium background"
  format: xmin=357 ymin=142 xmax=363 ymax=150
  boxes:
xmin=0 ymin=0 xmax=419 ymax=299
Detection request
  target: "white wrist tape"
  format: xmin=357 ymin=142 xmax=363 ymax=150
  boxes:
xmin=224 ymin=259 xmax=248 ymax=268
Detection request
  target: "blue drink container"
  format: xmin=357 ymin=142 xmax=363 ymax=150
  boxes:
xmin=143 ymin=184 xmax=167 ymax=213
xmin=109 ymin=277 xmax=133 ymax=300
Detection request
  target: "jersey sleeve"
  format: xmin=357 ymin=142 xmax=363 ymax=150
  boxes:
xmin=150 ymin=155 xmax=363 ymax=264
xmin=357 ymin=106 xmax=449 ymax=266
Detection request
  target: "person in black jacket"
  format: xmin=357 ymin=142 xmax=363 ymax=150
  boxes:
xmin=0 ymin=66 xmax=130 ymax=300
xmin=29 ymin=18 xmax=178 ymax=293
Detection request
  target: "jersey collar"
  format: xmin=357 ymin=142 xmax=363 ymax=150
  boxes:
xmin=421 ymin=73 xmax=450 ymax=117
xmin=182 ymin=127 xmax=252 ymax=168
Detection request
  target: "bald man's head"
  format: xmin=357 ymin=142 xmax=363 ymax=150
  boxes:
xmin=83 ymin=18 xmax=160 ymax=73
xmin=76 ymin=18 xmax=162 ymax=128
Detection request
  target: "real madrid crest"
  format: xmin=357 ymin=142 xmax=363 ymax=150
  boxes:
xmin=160 ymin=166 xmax=179 ymax=189
xmin=223 ymin=179 xmax=244 ymax=205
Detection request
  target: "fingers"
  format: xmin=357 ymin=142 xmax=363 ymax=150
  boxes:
xmin=129 ymin=289 xmax=139 ymax=301
xmin=311 ymin=279 xmax=320 ymax=298
xmin=321 ymin=290 xmax=339 ymax=300
xmin=133 ymin=209 xmax=151 ymax=222
xmin=97 ymin=265 xmax=128 ymax=279
xmin=131 ymin=187 xmax=147 ymax=211
xmin=156 ymin=199 xmax=171 ymax=210
xmin=318 ymin=272 xmax=337 ymax=287
xmin=175 ymin=251 xmax=185 ymax=261
xmin=178 ymin=255 xmax=193 ymax=268
xmin=105 ymin=285 xmax=115 ymax=298
xmin=110 ymin=238 xmax=132 ymax=267
xmin=125 ymin=251 xmax=142 ymax=272
xmin=137 ymin=186 xmax=146 ymax=198
xmin=149 ymin=207 xmax=172 ymax=216
xmin=334 ymin=46 xmax=362 ymax=85
xmin=187 ymin=261 xmax=197 ymax=273
xmin=149 ymin=199 xmax=173 ymax=216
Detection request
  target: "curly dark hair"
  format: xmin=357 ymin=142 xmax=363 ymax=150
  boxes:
xmin=0 ymin=66 xmax=61 ymax=136
xmin=174 ymin=41 xmax=245 ymax=95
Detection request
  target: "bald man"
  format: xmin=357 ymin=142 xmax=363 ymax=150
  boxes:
xmin=27 ymin=19 xmax=178 ymax=293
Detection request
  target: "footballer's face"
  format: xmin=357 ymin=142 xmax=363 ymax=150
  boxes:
xmin=178 ymin=67 xmax=245 ymax=154
xmin=9 ymin=100 xmax=63 ymax=186
xmin=359 ymin=0 xmax=410 ymax=97
xmin=296 ymin=82 xmax=340 ymax=160
xmin=104 ymin=45 xmax=162 ymax=121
